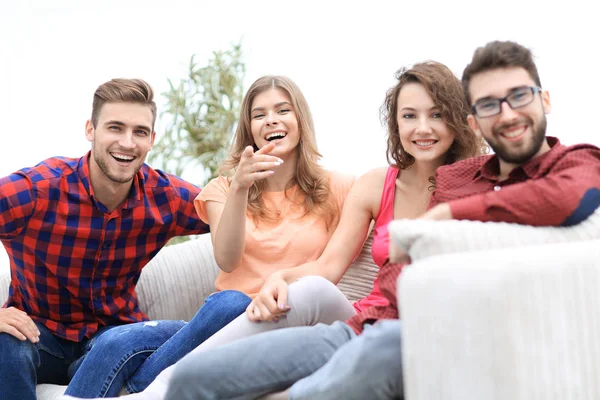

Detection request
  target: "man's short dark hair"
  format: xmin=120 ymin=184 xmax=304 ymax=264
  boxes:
xmin=462 ymin=41 xmax=542 ymax=106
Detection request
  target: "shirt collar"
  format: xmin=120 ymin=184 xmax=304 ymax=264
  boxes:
xmin=479 ymin=136 xmax=561 ymax=181
xmin=77 ymin=151 xmax=145 ymax=210
xmin=77 ymin=151 xmax=94 ymax=197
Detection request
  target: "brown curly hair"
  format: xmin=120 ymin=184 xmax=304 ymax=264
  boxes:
xmin=381 ymin=61 xmax=484 ymax=169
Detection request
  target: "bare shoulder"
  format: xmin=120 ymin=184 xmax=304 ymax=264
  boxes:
xmin=347 ymin=167 xmax=389 ymax=212
xmin=356 ymin=167 xmax=388 ymax=188
xmin=362 ymin=167 xmax=388 ymax=179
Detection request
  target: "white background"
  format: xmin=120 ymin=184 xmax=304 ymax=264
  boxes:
xmin=1 ymin=0 xmax=599 ymax=272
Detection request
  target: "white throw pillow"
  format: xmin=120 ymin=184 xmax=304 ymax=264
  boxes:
xmin=389 ymin=208 xmax=600 ymax=262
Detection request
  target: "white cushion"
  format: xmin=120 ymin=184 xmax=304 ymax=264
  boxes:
xmin=389 ymin=208 xmax=600 ymax=262
xmin=399 ymin=239 xmax=600 ymax=400
xmin=36 ymin=384 xmax=66 ymax=399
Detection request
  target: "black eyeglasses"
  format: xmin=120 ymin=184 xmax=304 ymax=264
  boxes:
xmin=472 ymin=86 xmax=543 ymax=118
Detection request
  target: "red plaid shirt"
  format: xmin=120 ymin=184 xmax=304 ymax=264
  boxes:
xmin=346 ymin=138 xmax=600 ymax=333
xmin=0 ymin=153 xmax=209 ymax=341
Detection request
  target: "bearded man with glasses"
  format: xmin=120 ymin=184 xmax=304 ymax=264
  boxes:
xmin=464 ymin=60 xmax=551 ymax=180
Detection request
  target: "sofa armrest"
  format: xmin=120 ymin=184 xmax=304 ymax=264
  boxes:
xmin=0 ymin=270 xmax=9 ymax=306
xmin=389 ymin=208 xmax=600 ymax=262
xmin=136 ymin=234 xmax=220 ymax=321
xmin=399 ymin=239 xmax=600 ymax=400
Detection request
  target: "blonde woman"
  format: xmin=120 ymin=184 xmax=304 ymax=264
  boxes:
xmin=196 ymin=75 xmax=354 ymax=304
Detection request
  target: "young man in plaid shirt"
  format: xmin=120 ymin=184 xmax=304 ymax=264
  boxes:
xmin=0 ymin=79 xmax=249 ymax=399
xmin=164 ymin=41 xmax=600 ymax=400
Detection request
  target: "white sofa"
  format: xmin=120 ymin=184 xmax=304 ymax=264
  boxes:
xmin=391 ymin=208 xmax=600 ymax=400
xmin=0 ymin=233 xmax=378 ymax=399
xmin=4 ymin=207 xmax=599 ymax=400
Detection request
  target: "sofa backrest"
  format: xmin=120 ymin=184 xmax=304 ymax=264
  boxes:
xmin=137 ymin=233 xmax=378 ymax=320
xmin=337 ymin=233 xmax=378 ymax=302
xmin=135 ymin=234 xmax=220 ymax=321
xmin=0 ymin=233 xmax=378 ymax=322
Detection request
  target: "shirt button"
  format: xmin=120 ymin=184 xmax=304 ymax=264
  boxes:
xmin=494 ymin=185 xmax=501 ymax=191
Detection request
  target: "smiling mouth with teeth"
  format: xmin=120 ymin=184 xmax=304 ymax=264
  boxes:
xmin=500 ymin=125 xmax=527 ymax=139
xmin=266 ymin=132 xmax=287 ymax=142
xmin=413 ymin=140 xmax=438 ymax=147
xmin=111 ymin=153 xmax=135 ymax=163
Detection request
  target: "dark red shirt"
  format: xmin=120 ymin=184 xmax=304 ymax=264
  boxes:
xmin=346 ymin=137 xmax=600 ymax=333
xmin=0 ymin=153 xmax=209 ymax=341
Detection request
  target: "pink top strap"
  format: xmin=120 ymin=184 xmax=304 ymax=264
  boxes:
xmin=352 ymin=166 xmax=399 ymax=312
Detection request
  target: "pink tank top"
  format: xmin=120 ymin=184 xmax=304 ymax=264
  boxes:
xmin=352 ymin=166 xmax=399 ymax=312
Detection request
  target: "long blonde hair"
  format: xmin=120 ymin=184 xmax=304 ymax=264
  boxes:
xmin=221 ymin=76 xmax=337 ymax=227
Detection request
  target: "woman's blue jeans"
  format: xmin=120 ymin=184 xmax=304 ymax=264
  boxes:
xmin=166 ymin=319 xmax=404 ymax=400
xmin=0 ymin=290 xmax=251 ymax=399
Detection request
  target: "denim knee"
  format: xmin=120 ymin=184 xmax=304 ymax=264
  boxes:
xmin=66 ymin=321 xmax=186 ymax=397
xmin=200 ymin=290 xmax=251 ymax=321
xmin=87 ymin=321 xmax=186 ymax=355
xmin=0 ymin=332 xmax=39 ymax=400
xmin=204 ymin=290 xmax=252 ymax=309
xmin=124 ymin=293 xmax=250 ymax=394
xmin=0 ymin=332 xmax=39 ymax=368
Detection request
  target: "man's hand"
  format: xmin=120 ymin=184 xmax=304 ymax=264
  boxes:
xmin=389 ymin=243 xmax=411 ymax=265
xmin=246 ymin=273 xmax=291 ymax=322
xmin=0 ymin=307 xmax=40 ymax=342
xmin=420 ymin=203 xmax=453 ymax=220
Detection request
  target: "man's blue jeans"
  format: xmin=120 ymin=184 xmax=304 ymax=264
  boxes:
xmin=0 ymin=320 xmax=82 ymax=400
xmin=166 ymin=319 xmax=404 ymax=400
xmin=0 ymin=290 xmax=250 ymax=400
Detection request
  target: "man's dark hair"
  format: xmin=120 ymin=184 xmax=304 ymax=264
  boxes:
xmin=462 ymin=41 xmax=542 ymax=106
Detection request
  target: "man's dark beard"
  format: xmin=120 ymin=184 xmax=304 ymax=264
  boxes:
xmin=488 ymin=115 xmax=547 ymax=165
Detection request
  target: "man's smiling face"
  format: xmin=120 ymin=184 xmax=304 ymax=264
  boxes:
xmin=86 ymin=101 xmax=156 ymax=186
xmin=467 ymin=67 xmax=551 ymax=166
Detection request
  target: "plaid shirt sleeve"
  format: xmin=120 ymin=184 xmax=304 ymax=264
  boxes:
xmin=170 ymin=174 xmax=210 ymax=235
xmin=450 ymin=146 xmax=600 ymax=226
xmin=0 ymin=173 xmax=36 ymax=239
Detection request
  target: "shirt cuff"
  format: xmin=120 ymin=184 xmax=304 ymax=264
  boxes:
xmin=448 ymin=196 xmax=490 ymax=222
